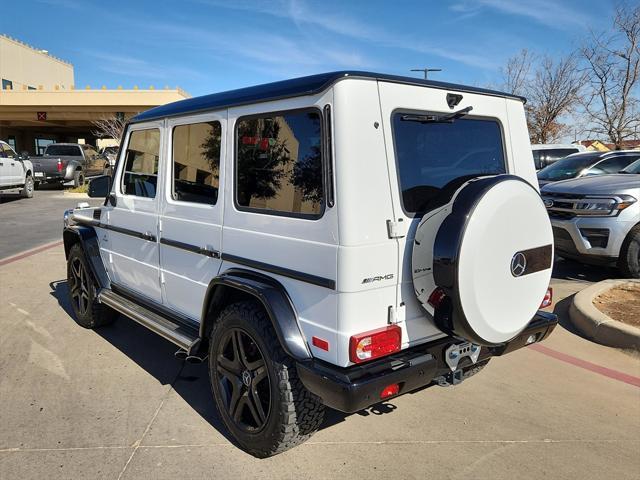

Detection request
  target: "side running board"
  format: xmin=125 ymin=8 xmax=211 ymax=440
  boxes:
xmin=98 ymin=289 xmax=199 ymax=352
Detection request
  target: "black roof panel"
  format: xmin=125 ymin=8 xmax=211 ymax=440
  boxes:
xmin=132 ymin=71 xmax=525 ymax=123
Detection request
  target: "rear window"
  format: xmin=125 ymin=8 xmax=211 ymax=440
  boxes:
xmin=392 ymin=114 xmax=506 ymax=214
xmin=45 ymin=145 xmax=81 ymax=156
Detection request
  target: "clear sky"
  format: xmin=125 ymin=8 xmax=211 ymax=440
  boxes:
xmin=3 ymin=0 xmax=617 ymax=96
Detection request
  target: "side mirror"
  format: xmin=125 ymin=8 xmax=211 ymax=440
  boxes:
xmin=21 ymin=151 xmax=30 ymax=159
xmin=88 ymin=175 xmax=111 ymax=198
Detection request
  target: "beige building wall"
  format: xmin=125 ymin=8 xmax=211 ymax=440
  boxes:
xmin=0 ymin=34 xmax=74 ymax=90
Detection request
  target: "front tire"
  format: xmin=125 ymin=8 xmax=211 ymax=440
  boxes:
xmin=618 ymin=225 xmax=640 ymax=278
xmin=21 ymin=175 xmax=34 ymax=198
xmin=208 ymin=301 xmax=324 ymax=458
xmin=66 ymin=243 xmax=116 ymax=328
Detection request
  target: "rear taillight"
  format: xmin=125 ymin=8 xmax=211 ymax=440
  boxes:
xmin=380 ymin=383 xmax=400 ymax=399
xmin=540 ymin=288 xmax=553 ymax=308
xmin=57 ymin=159 xmax=63 ymax=172
xmin=349 ymin=325 xmax=401 ymax=364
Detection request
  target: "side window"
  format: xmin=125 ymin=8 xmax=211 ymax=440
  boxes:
xmin=172 ymin=121 xmax=221 ymax=205
xmin=121 ymin=129 xmax=160 ymax=198
xmin=2 ymin=144 xmax=15 ymax=158
xmin=235 ymin=109 xmax=323 ymax=217
xmin=597 ymin=156 xmax=639 ymax=173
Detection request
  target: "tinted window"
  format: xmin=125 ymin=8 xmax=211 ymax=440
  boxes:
xmin=2 ymin=143 xmax=16 ymax=157
xmin=392 ymin=114 xmax=506 ymax=213
xmin=45 ymin=145 xmax=82 ymax=156
xmin=235 ymin=110 xmax=323 ymax=217
xmin=594 ymin=155 xmax=639 ymax=174
xmin=172 ymin=121 xmax=221 ymax=205
xmin=537 ymin=154 xmax=601 ymax=181
xmin=622 ymin=159 xmax=640 ymax=173
xmin=122 ymin=129 xmax=160 ymax=198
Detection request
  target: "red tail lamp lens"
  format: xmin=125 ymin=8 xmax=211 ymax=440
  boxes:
xmin=428 ymin=287 xmax=446 ymax=309
xmin=349 ymin=325 xmax=401 ymax=364
xmin=57 ymin=159 xmax=63 ymax=172
xmin=380 ymin=383 xmax=400 ymax=399
xmin=540 ymin=288 xmax=553 ymax=308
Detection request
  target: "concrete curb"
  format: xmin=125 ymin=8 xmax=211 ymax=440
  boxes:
xmin=569 ymin=279 xmax=640 ymax=350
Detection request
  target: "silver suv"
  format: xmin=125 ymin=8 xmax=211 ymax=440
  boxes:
xmin=541 ymin=160 xmax=640 ymax=277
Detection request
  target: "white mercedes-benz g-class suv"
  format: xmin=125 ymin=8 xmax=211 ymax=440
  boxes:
xmin=62 ymin=71 xmax=557 ymax=458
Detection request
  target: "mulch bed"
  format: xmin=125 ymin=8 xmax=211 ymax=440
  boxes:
xmin=594 ymin=283 xmax=640 ymax=328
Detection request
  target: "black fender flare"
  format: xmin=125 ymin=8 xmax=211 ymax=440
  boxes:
xmin=200 ymin=268 xmax=312 ymax=361
xmin=63 ymin=225 xmax=110 ymax=289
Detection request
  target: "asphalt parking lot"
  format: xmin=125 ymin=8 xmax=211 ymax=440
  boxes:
xmin=0 ymin=196 xmax=639 ymax=479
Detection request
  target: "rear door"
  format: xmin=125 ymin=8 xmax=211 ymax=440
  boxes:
xmin=377 ymin=82 xmax=511 ymax=345
xmin=158 ymin=112 xmax=226 ymax=321
xmin=101 ymin=122 xmax=164 ymax=303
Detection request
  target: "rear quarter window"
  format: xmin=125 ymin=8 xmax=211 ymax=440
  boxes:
xmin=392 ymin=113 xmax=506 ymax=215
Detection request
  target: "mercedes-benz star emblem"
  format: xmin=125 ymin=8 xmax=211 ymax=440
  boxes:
xmin=242 ymin=370 xmax=252 ymax=387
xmin=511 ymin=252 xmax=527 ymax=277
xmin=543 ymin=199 xmax=554 ymax=208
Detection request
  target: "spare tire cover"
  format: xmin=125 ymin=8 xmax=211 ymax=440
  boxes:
xmin=412 ymin=175 xmax=553 ymax=346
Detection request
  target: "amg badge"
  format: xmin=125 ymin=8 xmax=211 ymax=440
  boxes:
xmin=362 ymin=274 xmax=394 ymax=284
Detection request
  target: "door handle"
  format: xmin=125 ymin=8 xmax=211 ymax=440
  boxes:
xmin=0 ymin=162 xmax=3 ymax=166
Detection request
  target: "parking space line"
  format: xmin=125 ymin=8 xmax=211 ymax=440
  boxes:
xmin=529 ymin=343 xmax=640 ymax=388
xmin=0 ymin=240 xmax=63 ymax=267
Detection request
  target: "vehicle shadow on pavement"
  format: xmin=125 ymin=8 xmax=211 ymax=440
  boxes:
xmin=49 ymin=280 xmax=395 ymax=442
xmin=552 ymin=258 xmax=618 ymax=283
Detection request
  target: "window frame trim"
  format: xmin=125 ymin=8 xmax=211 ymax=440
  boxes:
xmin=169 ymin=119 xmax=224 ymax=207
xmin=390 ymin=108 xmax=508 ymax=218
xmin=119 ymin=125 xmax=162 ymax=200
xmin=233 ymin=106 xmax=327 ymax=221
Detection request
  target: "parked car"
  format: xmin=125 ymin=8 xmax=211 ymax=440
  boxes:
xmin=541 ymin=159 xmax=640 ymax=277
xmin=62 ymin=71 xmax=557 ymax=457
xmin=0 ymin=140 xmax=34 ymax=198
xmin=31 ymin=143 xmax=109 ymax=188
xmin=537 ymin=150 xmax=640 ymax=187
xmin=531 ymin=143 xmax=586 ymax=170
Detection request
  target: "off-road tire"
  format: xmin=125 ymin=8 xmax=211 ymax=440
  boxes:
xmin=66 ymin=243 xmax=117 ymax=328
xmin=73 ymin=170 xmax=85 ymax=188
xmin=618 ymin=225 xmax=640 ymax=278
xmin=208 ymin=301 xmax=324 ymax=458
xmin=21 ymin=175 xmax=34 ymax=198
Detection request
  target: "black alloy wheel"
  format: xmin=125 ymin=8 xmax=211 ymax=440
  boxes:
xmin=215 ymin=328 xmax=271 ymax=432
xmin=69 ymin=255 xmax=91 ymax=317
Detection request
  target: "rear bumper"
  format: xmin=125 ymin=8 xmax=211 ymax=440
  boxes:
xmin=297 ymin=311 xmax=558 ymax=413
xmin=34 ymin=172 xmax=65 ymax=183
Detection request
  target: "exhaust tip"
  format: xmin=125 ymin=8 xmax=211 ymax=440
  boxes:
xmin=185 ymin=355 xmax=204 ymax=364
xmin=174 ymin=349 xmax=188 ymax=360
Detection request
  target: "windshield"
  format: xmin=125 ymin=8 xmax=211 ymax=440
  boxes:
xmin=621 ymin=159 xmax=640 ymax=174
xmin=392 ymin=114 xmax=505 ymax=214
xmin=537 ymin=154 xmax=600 ymax=181
xmin=45 ymin=145 xmax=82 ymax=156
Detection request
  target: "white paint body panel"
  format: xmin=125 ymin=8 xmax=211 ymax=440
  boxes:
xmin=87 ymin=76 xmax=545 ymax=368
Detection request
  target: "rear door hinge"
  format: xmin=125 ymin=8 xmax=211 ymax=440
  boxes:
xmin=386 ymin=218 xmax=406 ymax=239
xmin=388 ymin=303 xmax=406 ymax=324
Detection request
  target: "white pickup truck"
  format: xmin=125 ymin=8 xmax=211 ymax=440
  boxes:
xmin=0 ymin=140 xmax=34 ymax=198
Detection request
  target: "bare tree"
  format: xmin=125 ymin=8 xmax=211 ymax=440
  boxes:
xmin=498 ymin=49 xmax=535 ymax=97
xmin=526 ymin=54 xmax=584 ymax=144
xmin=498 ymin=50 xmax=583 ymax=143
xmin=91 ymin=116 xmax=128 ymax=145
xmin=581 ymin=3 xmax=640 ymax=148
